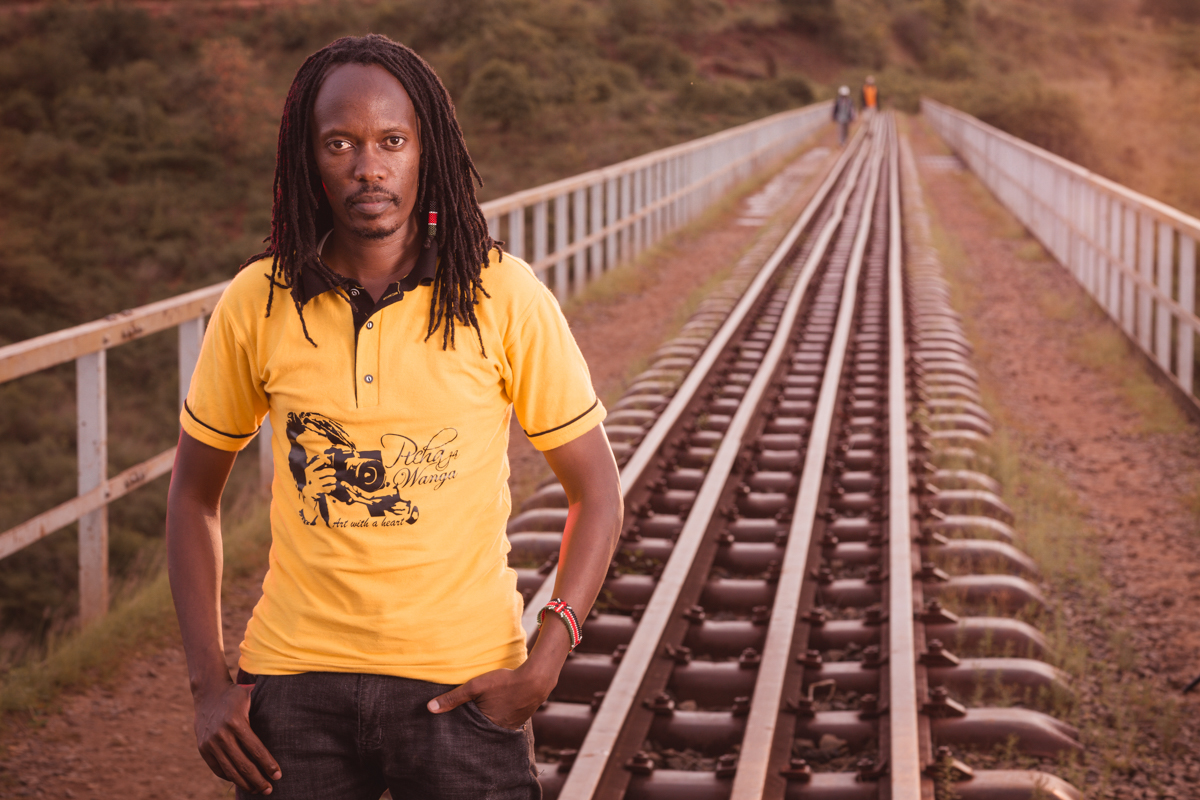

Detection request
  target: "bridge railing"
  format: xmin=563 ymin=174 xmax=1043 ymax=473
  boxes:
xmin=0 ymin=101 xmax=831 ymax=626
xmin=922 ymin=98 xmax=1200 ymax=411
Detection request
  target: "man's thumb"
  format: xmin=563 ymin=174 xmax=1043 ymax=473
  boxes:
xmin=428 ymin=684 xmax=472 ymax=714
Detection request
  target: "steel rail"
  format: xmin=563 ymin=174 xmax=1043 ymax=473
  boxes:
xmin=520 ymin=128 xmax=870 ymax=637
xmin=558 ymin=131 xmax=878 ymax=799
xmin=886 ymin=114 xmax=923 ymax=800
xmin=729 ymin=113 xmax=887 ymax=799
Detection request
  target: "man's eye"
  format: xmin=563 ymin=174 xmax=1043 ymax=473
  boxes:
xmin=386 ymin=136 xmax=405 ymax=147
xmin=329 ymin=140 xmax=351 ymax=151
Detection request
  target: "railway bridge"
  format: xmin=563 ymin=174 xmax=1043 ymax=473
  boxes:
xmin=2 ymin=101 xmax=1198 ymax=800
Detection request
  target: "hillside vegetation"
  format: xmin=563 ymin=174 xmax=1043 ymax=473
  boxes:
xmin=1 ymin=0 xmax=1196 ymax=666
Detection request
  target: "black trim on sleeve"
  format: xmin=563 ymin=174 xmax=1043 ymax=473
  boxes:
xmin=184 ymin=400 xmax=259 ymax=439
xmin=525 ymin=398 xmax=600 ymax=439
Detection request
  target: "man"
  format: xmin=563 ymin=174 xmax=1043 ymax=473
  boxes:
xmin=166 ymin=34 xmax=622 ymax=799
xmin=832 ymin=85 xmax=855 ymax=146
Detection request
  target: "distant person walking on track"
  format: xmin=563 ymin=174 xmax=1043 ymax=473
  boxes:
xmin=862 ymin=75 xmax=879 ymax=112
xmin=833 ymin=85 xmax=856 ymax=145
xmin=167 ymin=33 xmax=621 ymax=799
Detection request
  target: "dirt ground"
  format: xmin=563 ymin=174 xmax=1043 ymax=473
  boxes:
xmin=909 ymin=118 xmax=1200 ymax=798
xmin=0 ymin=135 xmax=838 ymax=799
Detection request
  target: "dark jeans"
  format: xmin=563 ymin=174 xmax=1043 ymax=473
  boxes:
xmin=235 ymin=671 xmax=541 ymax=800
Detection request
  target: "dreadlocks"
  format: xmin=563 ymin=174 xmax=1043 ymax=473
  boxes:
xmin=246 ymin=34 xmax=496 ymax=351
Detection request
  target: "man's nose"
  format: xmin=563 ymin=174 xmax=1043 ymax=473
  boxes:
xmin=354 ymin=145 xmax=388 ymax=183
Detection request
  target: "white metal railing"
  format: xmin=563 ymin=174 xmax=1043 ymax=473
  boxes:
xmin=0 ymin=101 xmax=831 ymax=625
xmin=922 ymin=98 xmax=1200 ymax=409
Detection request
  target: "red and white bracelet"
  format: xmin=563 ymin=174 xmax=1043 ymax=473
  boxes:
xmin=536 ymin=598 xmax=583 ymax=651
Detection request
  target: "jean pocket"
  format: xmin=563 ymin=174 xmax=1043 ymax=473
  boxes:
xmin=248 ymin=675 xmax=270 ymax=719
xmin=463 ymin=700 xmax=524 ymax=735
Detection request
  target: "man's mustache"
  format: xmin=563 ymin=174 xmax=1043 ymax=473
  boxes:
xmin=344 ymin=184 xmax=401 ymax=208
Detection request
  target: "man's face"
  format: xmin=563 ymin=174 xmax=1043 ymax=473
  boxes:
xmin=311 ymin=63 xmax=422 ymax=241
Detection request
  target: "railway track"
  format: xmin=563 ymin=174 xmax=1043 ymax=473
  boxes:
xmin=506 ymin=113 xmax=1084 ymax=800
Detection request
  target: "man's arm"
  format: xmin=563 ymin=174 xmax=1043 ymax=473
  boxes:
xmin=428 ymin=423 xmax=622 ymax=727
xmin=167 ymin=430 xmax=281 ymax=794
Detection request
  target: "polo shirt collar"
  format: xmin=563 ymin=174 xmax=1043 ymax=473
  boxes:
xmin=297 ymin=236 xmax=439 ymax=306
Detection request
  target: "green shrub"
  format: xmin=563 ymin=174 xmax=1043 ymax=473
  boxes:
xmin=776 ymin=74 xmax=817 ymax=104
xmin=676 ymin=78 xmax=755 ymax=116
xmin=1 ymin=90 xmax=46 ymax=133
xmin=463 ymin=59 xmax=540 ymax=129
xmin=617 ymin=35 xmax=694 ymax=86
xmin=1173 ymin=24 xmax=1200 ymax=69
xmin=779 ymin=0 xmax=839 ymax=35
xmin=893 ymin=8 xmax=936 ymax=62
xmin=72 ymin=5 xmax=154 ymax=71
xmin=609 ymin=0 xmax=666 ymax=34
xmin=929 ymin=42 xmax=976 ymax=79
xmin=877 ymin=67 xmax=924 ymax=113
xmin=750 ymin=74 xmax=816 ymax=111
xmin=1141 ymin=0 xmax=1200 ymax=23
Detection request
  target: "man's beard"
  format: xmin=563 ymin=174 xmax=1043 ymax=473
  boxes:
xmin=344 ymin=184 xmax=404 ymax=240
xmin=350 ymin=220 xmax=404 ymax=241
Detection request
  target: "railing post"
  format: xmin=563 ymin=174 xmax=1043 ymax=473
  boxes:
xmin=634 ymin=168 xmax=644 ymax=258
xmin=590 ymin=182 xmax=603 ymax=277
xmin=624 ymin=172 xmax=633 ymax=262
xmin=553 ymin=193 xmax=568 ymax=304
xmin=533 ymin=199 xmax=548 ymax=284
xmin=1122 ymin=206 xmax=1137 ymax=337
xmin=573 ymin=188 xmax=586 ymax=294
xmin=178 ymin=317 xmax=205 ymax=410
xmin=1181 ymin=236 xmax=1196 ymax=396
xmin=605 ymin=177 xmax=618 ymax=272
xmin=1107 ymin=198 xmax=1122 ymax=319
xmin=1157 ymin=224 xmax=1174 ymax=371
xmin=508 ymin=208 xmax=525 ymax=260
xmin=77 ymin=351 xmax=107 ymax=626
xmin=1138 ymin=213 xmax=1155 ymax=351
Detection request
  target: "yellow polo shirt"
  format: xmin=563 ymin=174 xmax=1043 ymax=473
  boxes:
xmin=181 ymin=245 xmax=605 ymax=683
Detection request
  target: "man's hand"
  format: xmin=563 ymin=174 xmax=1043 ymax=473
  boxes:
xmin=426 ymin=664 xmax=551 ymax=730
xmin=193 ymin=681 xmax=281 ymax=795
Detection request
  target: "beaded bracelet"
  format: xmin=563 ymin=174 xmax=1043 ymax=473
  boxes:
xmin=536 ymin=598 xmax=583 ymax=651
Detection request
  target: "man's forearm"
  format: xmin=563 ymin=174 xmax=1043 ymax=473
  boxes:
xmin=167 ymin=432 xmax=241 ymax=696
xmin=525 ymin=494 xmax=622 ymax=674
xmin=168 ymin=500 xmax=235 ymax=694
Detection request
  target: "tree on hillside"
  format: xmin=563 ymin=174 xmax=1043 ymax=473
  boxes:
xmin=1141 ymin=0 xmax=1200 ymax=22
xmin=780 ymin=0 xmax=840 ymax=35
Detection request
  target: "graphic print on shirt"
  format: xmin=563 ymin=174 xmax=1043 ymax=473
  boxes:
xmin=285 ymin=411 xmax=460 ymax=527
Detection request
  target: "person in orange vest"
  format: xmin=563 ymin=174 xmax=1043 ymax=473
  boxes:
xmin=861 ymin=75 xmax=879 ymax=112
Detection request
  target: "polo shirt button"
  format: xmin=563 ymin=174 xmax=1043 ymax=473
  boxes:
xmin=365 ymin=321 xmax=374 ymax=329
xmin=364 ymin=375 xmax=373 ymax=383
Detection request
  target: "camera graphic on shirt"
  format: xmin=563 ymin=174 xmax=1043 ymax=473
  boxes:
xmin=323 ymin=445 xmax=394 ymax=510
xmin=285 ymin=411 xmax=422 ymax=526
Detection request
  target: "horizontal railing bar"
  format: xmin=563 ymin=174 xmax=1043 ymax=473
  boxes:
xmin=0 ymin=283 xmax=229 ymax=384
xmin=0 ymin=446 xmax=176 ymax=560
